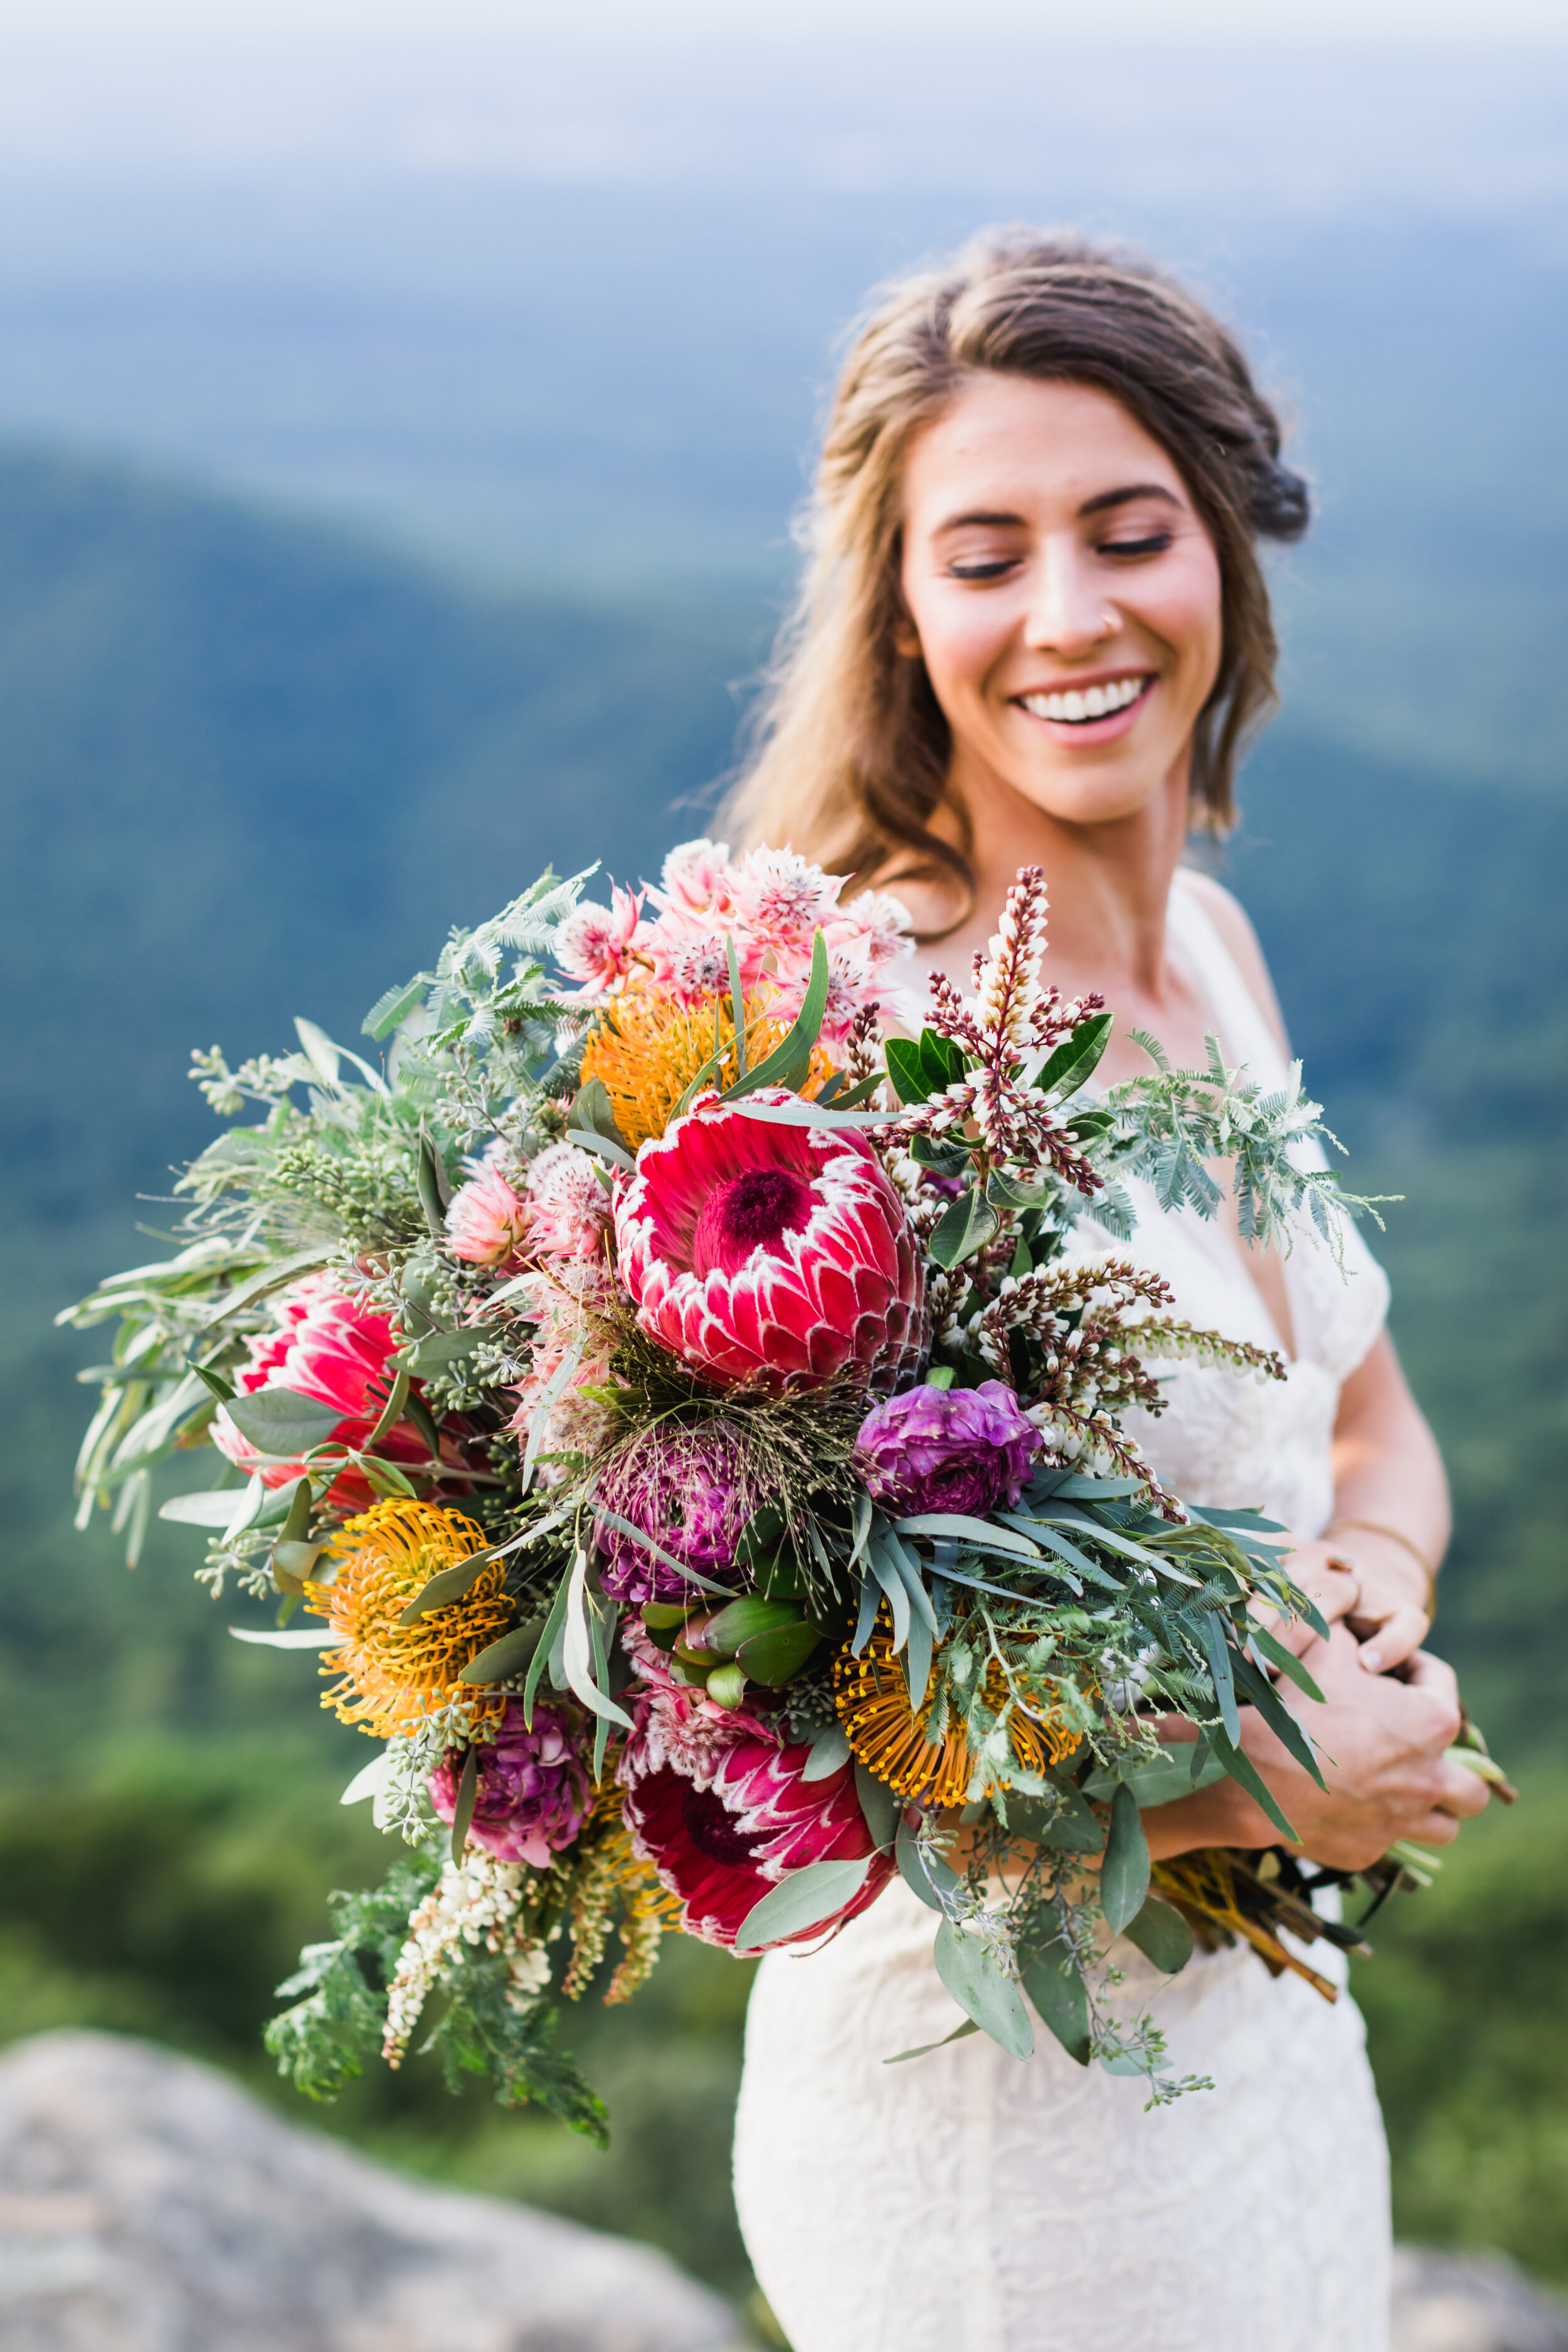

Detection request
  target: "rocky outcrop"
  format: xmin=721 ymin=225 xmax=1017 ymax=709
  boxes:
xmin=0 ymin=2030 xmax=1560 ymax=2352
xmin=1393 ymin=2248 xmax=1568 ymax=2352
xmin=0 ymin=2030 xmax=749 ymax=2352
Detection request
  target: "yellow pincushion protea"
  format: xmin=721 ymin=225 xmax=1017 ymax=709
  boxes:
xmin=580 ymin=980 xmax=833 ymax=1150
xmin=305 ymin=1498 xmax=513 ymax=1737
xmin=834 ymin=1624 xmax=1081 ymax=1808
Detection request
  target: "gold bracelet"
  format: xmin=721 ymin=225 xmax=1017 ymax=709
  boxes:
xmin=1325 ymin=1517 xmax=1438 ymax=1618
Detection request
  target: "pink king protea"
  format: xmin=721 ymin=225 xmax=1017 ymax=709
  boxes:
xmin=613 ymin=1088 xmax=924 ymax=1389
xmin=618 ymin=1666 xmax=893 ymax=1949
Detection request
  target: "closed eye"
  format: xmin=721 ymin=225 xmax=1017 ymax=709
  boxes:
xmin=948 ymin=558 xmax=1019 ymax=581
xmin=1101 ymin=532 xmax=1173 ymax=558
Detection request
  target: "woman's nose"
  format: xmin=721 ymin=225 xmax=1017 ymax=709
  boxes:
xmin=1021 ymin=541 xmax=1115 ymax=654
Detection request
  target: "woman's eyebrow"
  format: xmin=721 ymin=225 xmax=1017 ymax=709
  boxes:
xmin=1078 ymin=483 xmax=1182 ymax=517
xmin=931 ymin=508 xmax=1025 ymax=534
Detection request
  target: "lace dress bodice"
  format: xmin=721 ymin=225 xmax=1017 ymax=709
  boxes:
xmin=733 ymin=873 xmax=1392 ymax=2352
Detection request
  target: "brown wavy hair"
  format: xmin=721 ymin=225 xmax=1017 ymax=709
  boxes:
xmin=726 ymin=227 xmax=1309 ymax=926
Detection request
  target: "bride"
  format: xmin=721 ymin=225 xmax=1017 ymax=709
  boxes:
xmin=726 ymin=230 xmax=1490 ymax=2351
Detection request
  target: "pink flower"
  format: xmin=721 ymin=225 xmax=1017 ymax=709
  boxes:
xmin=618 ymin=1680 xmax=893 ymax=1949
xmin=212 ymin=1274 xmax=425 ymax=1502
xmin=504 ymin=1263 xmax=615 ymax=1481
xmin=446 ymin=1158 xmax=529 ymax=1267
xmin=428 ymin=1700 xmax=591 ymax=1868
xmin=727 ymin=845 xmax=843 ymax=950
xmin=555 ymin=883 xmax=646 ymax=998
xmin=647 ymin=837 xmax=736 ymax=924
xmin=827 ymin=889 xmax=914 ymax=968
xmin=640 ymin=924 xmax=768 ymax=1006
xmin=524 ymin=1143 xmax=612 ymax=1261
xmin=613 ymin=1088 xmax=925 ymax=1389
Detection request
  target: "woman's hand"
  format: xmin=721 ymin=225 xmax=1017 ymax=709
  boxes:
xmin=1140 ymin=1628 xmax=1490 ymax=1868
xmin=1256 ymin=1536 xmax=1361 ymax=1660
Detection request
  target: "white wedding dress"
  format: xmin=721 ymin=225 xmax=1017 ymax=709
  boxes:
xmin=733 ymin=872 xmax=1393 ymax=2352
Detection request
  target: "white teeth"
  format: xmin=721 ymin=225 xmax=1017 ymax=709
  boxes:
xmin=1021 ymin=675 xmax=1147 ymax=724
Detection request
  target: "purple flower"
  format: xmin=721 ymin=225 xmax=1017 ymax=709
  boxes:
xmin=855 ymin=1380 xmax=1040 ymax=1518
xmin=595 ymin=1424 xmax=756 ymax=1603
xmin=428 ymin=1700 xmax=591 ymax=1868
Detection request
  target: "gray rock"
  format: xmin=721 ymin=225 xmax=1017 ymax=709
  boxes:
xmin=1394 ymin=2247 xmax=1568 ymax=2352
xmin=0 ymin=2030 xmax=750 ymax=2352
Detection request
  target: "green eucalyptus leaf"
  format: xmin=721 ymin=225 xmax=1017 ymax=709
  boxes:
xmin=222 ymin=1388 xmax=342 ymax=1458
xmin=733 ymin=1857 xmax=872 ymax=1954
xmin=933 ymin=1920 xmax=1033 ymax=2061
xmin=704 ymin=1597 xmax=808 ymax=1658
xmin=1121 ymin=1895 xmax=1194 ymax=1974
xmin=802 ymin=1723 xmax=852 ymax=1782
xmin=450 ymin=1746 xmax=480 ymax=1865
xmin=1100 ymin=1784 xmax=1152 ymax=1936
xmin=1020 ymin=1947 xmax=1091 ymax=2065
xmin=459 ymin=1620 xmax=541 ymax=1687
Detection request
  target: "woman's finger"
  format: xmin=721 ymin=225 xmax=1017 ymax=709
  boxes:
xmin=1354 ymin=1601 xmax=1431 ymax=1674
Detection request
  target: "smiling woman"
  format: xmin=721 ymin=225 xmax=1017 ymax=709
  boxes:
xmin=728 ymin=229 xmax=1479 ymax=2352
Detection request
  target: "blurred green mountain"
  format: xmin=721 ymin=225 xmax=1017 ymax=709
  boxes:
xmin=2 ymin=444 xmax=1563 ymax=2295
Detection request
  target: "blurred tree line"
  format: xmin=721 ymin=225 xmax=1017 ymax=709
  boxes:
xmin=3 ymin=447 xmax=1563 ymax=2298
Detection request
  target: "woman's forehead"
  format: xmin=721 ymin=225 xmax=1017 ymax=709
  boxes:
xmin=903 ymin=374 xmax=1185 ymax=521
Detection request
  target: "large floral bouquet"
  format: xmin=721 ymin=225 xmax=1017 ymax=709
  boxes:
xmin=65 ymin=843 xmax=1475 ymax=2136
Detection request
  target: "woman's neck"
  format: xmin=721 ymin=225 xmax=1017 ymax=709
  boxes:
xmin=921 ymin=751 xmax=1192 ymax=1015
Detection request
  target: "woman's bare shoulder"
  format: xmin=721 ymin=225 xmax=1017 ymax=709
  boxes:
xmin=1179 ymin=868 xmax=1291 ymax=1057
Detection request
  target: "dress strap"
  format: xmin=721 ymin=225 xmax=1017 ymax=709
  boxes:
xmin=1166 ymin=870 xmax=1288 ymax=1086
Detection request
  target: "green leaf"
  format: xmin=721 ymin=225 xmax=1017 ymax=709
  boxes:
xmin=197 ymin=1249 xmax=330 ymax=1334
xmin=159 ymin=1489 xmax=253 ymax=1528
xmin=400 ymin=1330 xmax=479 ymax=1375
xmin=1020 ymin=1947 xmax=1091 ymax=2065
xmin=222 ymin=1387 xmax=342 ymax=1458
xmin=450 ymin=1745 xmax=479 ymax=1865
xmin=398 ymin=1555 xmax=491 ymax=1623
xmin=885 ymin=1036 xmax=929 ymax=1105
xmin=1197 ymin=1608 xmax=1241 ymax=1744
xmin=1209 ymin=1727 xmax=1301 ymax=1844
xmin=1033 ymin=1010 xmax=1115 ymax=1100
xmin=1229 ymin=1646 xmax=1328 ymax=1790
xmin=416 ymin=1135 xmax=449 ymax=1237
xmin=228 ymin=1625 xmax=337 ymax=1648
xmin=723 ymin=929 xmax=831 ymax=1099
xmin=893 ymin=1512 xmax=1040 ymax=1560
xmin=736 ymin=1619 xmax=824 ymax=1686
xmin=569 ymin=1078 xmax=633 ymax=1159
xmin=896 ymin=1814 xmax=962 ymax=1914
xmin=884 ymin=2020 xmax=980 ymax=2065
xmin=918 ymin=1029 xmax=967 ymax=1094
xmin=1004 ymin=1786 xmax=1104 ymax=1854
xmin=460 ymin=1619 xmax=542 ymax=1686
xmin=726 ymin=935 xmax=748 ymax=1078
xmin=733 ymin=1856 xmax=873 ymax=1954
xmin=1121 ymin=1895 xmax=1194 ymax=1974
xmin=189 ymin=1358 xmax=238 ymax=1404
xmin=928 ymin=1189 xmax=1000 ymax=1270
xmin=1247 ymin=1620 xmax=1326 ymax=1702
xmin=802 ymin=1723 xmax=852 ymax=1781
xmin=933 ymin=1921 xmax=1033 ymax=2061
xmin=522 ymin=1575 xmax=573 ymax=1724
xmin=364 ymin=1365 xmax=411 ymax=1449
xmin=363 ymin=973 xmax=430 ymax=1041
xmin=854 ymin=1762 xmax=900 ymax=1853
xmin=1100 ymin=1784 xmax=1151 ymax=1935
xmin=1083 ymin=1744 xmax=1228 ymax=1808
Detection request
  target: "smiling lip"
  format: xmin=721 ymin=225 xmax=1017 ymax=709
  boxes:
xmin=1014 ymin=672 xmax=1155 ymax=732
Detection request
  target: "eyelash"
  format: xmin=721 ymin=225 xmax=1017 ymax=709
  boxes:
xmin=948 ymin=532 xmax=1173 ymax=581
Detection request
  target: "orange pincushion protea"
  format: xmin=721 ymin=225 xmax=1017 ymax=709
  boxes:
xmin=305 ymin=1498 xmax=513 ymax=1736
xmin=834 ymin=1624 xmax=1082 ymax=1808
xmin=580 ymin=980 xmax=832 ymax=1150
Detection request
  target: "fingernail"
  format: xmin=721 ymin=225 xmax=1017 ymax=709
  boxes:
xmin=1362 ymin=1648 xmax=1382 ymax=1672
